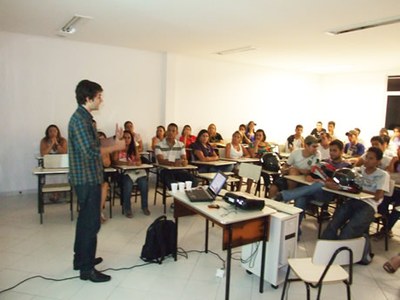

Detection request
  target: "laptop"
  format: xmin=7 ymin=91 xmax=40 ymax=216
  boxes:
xmin=43 ymin=154 xmax=69 ymax=168
xmin=185 ymin=172 xmax=227 ymax=202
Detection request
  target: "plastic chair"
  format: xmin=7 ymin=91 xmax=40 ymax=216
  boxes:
xmin=238 ymin=163 xmax=262 ymax=193
xmin=281 ymin=237 xmax=365 ymax=300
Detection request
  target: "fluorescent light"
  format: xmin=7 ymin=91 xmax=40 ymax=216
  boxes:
xmin=59 ymin=14 xmax=93 ymax=35
xmin=326 ymin=16 xmax=400 ymax=35
xmin=215 ymin=46 xmax=256 ymax=55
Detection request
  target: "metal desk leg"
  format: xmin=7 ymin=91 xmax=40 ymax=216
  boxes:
xmin=225 ymin=225 xmax=232 ymax=300
xmin=205 ymin=219 xmax=209 ymax=253
xmin=38 ymin=174 xmax=44 ymax=224
xmin=259 ymin=216 xmax=268 ymax=293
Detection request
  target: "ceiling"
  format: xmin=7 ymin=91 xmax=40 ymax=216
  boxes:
xmin=1 ymin=0 xmax=400 ymax=74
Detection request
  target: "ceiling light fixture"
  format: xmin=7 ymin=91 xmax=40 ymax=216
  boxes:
xmin=58 ymin=14 xmax=93 ymax=36
xmin=326 ymin=15 xmax=400 ymax=35
xmin=215 ymin=46 xmax=256 ymax=55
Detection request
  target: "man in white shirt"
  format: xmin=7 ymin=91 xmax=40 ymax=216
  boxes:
xmin=268 ymin=135 xmax=321 ymax=198
xmin=155 ymin=123 xmax=198 ymax=189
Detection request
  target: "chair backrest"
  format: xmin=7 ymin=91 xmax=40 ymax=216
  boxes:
xmin=43 ymin=154 xmax=69 ymax=168
xmin=312 ymin=237 xmax=365 ymax=265
xmin=218 ymin=148 xmax=226 ymax=158
xmin=238 ymin=163 xmax=262 ymax=182
xmin=384 ymin=179 xmax=395 ymax=197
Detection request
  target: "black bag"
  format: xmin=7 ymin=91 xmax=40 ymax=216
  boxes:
xmin=140 ymin=215 xmax=177 ymax=264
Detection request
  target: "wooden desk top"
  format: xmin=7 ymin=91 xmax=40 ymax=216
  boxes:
xmin=33 ymin=167 xmax=69 ymax=175
xmin=191 ymin=160 xmax=236 ymax=166
xmin=153 ymin=163 xmax=198 ymax=171
xmin=221 ymin=157 xmax=259 ymax=163
xmin=113 ymin=163 xmax=153 ymax=171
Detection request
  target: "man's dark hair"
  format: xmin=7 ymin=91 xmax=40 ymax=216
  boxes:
xmin=295 ymin=124 xmax=303 ymax=130
xmin=328 ymin=121 xmax=335 ymax=127
xmin=168 ymin=123 xmax=178 ymax=131
xmin=370 ymin=135 xmax=384 ymax=145
xmin=329 ymin=139 xmax=344 ymax=151
xmin=75 ymin=80 xmax=103 ymax=105
xmin=367 ymin=147 xmax=383 ymax=161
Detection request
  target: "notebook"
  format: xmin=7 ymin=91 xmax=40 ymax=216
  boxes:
xmin=185 ymin=172 xmax=227 ymax=202
xmin=43 ymin=154 xmax=69 ymax=168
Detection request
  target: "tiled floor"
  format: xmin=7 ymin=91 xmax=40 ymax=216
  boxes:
xmin=0 ymin=184 xmax=399 ymax=300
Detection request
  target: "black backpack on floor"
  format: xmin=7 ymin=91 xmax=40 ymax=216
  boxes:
xmin=140 ymin=215 xmax=177 ymax=264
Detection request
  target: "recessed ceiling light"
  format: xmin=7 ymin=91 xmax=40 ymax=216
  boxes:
xmin=326 ymin=15 xmax=400 ymax=35
xmin=215 ymin=46 xmax=256 ymax=55
xmin=58 ymin=14 xmax=93 ymax=36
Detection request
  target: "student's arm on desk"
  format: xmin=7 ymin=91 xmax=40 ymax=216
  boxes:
xmin=194 ymin=149 xmax=219 ymax=162
xmin=156 ymin=154 xmax=188 ymax=167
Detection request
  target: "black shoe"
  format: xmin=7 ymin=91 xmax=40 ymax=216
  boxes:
xmin=74 ymin=257 xmax=103 ymax=270
xmin=80 ymin=269 xmax=111 ymax=282
xmin=320 ymin=211 xmax=332 ymax=220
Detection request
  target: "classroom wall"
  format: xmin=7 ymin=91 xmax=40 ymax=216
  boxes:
xmin=1 ymin=31 xmax=399 ymax=194
xmin=0 ymin=31 xmax=164 ymax=194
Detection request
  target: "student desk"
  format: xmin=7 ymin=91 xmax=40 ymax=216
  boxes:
xmin=171 ymin=190 xmax=275 ymax=300
xmin=153 ymin=164 xmax=198 ymax=213
xmin=33 ymin=167 xmax=118 ymax=224
xmin=284 ymin=175 xmax=372 ymax=200
xmin=220 ymin=157 xmax=260 ymax=163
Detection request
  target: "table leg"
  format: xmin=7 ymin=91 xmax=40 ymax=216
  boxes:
xmin=162 ymin=181 xmax=166 ymax=214
xmin=205 ymin=219 xmax=209 ymax=253
xmin=259 ymin=216 xmax=267 ymax=293
xmin=174 ymin=214 xmax=178 ymax=261
xmin=225 ymin=225 xmax=232 ymax=300
xmin=38 ymin=174 xmax=44 ymax=224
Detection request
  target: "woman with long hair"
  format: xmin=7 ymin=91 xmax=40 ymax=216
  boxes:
xmin=112 ymin=130 xmax=150 ymax=218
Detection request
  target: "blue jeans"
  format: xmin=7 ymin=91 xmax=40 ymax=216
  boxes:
xmin=73 ymin=184 xmax=101 ymax=272
xmin=321 ymin=199 xmax=375 ymax=240
xmin=378 ymin=189 xmax=400 ymax=231
xmin=281 ymin=182 xmax=334 ymax=224
xmin=121 ymin=174 xmax=148 ymax=212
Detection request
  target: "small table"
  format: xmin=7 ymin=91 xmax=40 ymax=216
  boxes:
xmin=153 ymin=164 xmax=198 ymax=213
xmin=172 ymin=191 xmax=275 ymax=300
xmin=221 ymin=157 xmax=260 ymax=163
xmin=191 ymin=160 xmax=236 ymax=167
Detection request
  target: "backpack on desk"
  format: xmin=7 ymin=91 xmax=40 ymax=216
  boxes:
xmin=140 ymin=215 xmax=177 ymax=264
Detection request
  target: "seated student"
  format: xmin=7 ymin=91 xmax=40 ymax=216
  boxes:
xmin=327 ymin=121 xmax=337 ymax=140
xmin=268 ymin=135 xmax=321 ymax=198
xmin=192 ymin=129 xmax=232 ymax=173
xmin=321 ymin=147 xmax=390 ymax=263
xmin=151 ymin=125 xmax=166 ymax=151
xmin=225 ymin=131 xmax=250 ymax=190
xmin=124 ymin=120 xmax=150 ymax=164
xmin=391 ymin=126 xmax=400 ymax=150
xmin=248 ymin=129 xmax=272 ymax=158
xmin=310 ymin=121 xmax=326 ymax=139
xmin=374 ymin=146 xmax=400 ymax=239
xmin=239 ymin=123 xmax=251 ymax=144
xmin=155 ymin=123 xmax=198 ymax=189
xmin=355 ymin=135 xmax=396 ymax=172
xmin=179 ymin=124 xmax=196 ymax=159
xmin=97 ymin=131 xmax=112 ymax=223
xmin=344 ymin=129 xmax=365 ymax=157
xmin=40 ymin=124 xmax=68 ymax=155
xmin=318 ymin=132 xmax=332 ymax=160
xmin=274 ymin=139 xmax=352 ymax=232
xmin=285 ymin=124 xmax=304 ymax=153
xmin=207 ymin=123 xmax=224 ymax=147
xmin=40 ymin=124 xmax=68 ymax=202
xmin=112 ymin=130 xmax=150 ymax=218
xmin=353 ymin=127 xmax=365 ymax=145
xmin=245 ymin=121 xmax=257 ymax=144
xmin=383 ymin=132 xmax=398 ymax=158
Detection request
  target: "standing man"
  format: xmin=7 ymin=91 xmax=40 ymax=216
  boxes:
xmin=69 ymin=80 xmax=124 ymax=282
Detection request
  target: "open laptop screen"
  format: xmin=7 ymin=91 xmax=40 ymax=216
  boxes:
xmin=209 ymin=172 xmax=227 ymax=195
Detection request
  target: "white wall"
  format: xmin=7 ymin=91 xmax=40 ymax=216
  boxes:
xmin=0 ymin=32 xmax=164 ymax=193
xmin=1 ymin=31 xmax=398 ymax=194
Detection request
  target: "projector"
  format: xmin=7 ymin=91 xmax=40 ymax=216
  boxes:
xmin=223 ymin=192 xmax=265 ymax=211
